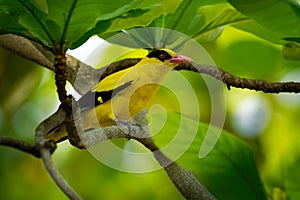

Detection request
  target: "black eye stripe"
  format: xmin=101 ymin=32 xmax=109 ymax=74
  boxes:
xmin=147 ymin=50 xmax=172 ymax=61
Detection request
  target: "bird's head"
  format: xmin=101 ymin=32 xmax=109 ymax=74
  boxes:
xmin=147 ymin=49 xmax=192 ymax=68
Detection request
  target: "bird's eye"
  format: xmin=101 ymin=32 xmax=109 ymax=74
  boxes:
xmin=159 ymin=53 xmax=165 ymax=60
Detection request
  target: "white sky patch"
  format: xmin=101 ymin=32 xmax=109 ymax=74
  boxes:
xmin=66 ymin=36 xmax=107 ymax=99
xmin=67 ymin=35 xmax=106 ymax=66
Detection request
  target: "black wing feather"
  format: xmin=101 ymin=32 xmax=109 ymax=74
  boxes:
xmin=78 ymin=80 xmax=133 ymax=111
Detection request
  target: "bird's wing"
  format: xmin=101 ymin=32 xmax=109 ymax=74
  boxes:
xmin=78 ymin=58 xmax=145 ymax=111
xmin=93 ymin=67 xmax=137 ymax=92
xmin=78 ymin=80 xmax=133 ymax=111
xmin=78 ymin=55 xmax=165 ymax=111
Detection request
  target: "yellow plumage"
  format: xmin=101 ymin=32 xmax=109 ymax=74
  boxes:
xmin=47 ymin=49 xmax=191 ymax=142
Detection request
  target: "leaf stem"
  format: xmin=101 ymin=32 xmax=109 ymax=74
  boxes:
xmin=60 ymin=0 xmax=78 ymax=52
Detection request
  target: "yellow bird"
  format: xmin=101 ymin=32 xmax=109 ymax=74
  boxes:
xmin=47 ymin=49 xmax=192 ymax=142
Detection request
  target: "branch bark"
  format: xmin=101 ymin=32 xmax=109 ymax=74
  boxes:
xmin=0 ymin=137 xmax=41 ymax=157
xmin=0 ymin=34 xmax=54 ymax=70
xmin=175 ymin=62 xmax=300 ymax=93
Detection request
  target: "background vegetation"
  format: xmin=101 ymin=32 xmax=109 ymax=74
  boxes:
xmin=1 ymin=0 xmax=300 ymax=199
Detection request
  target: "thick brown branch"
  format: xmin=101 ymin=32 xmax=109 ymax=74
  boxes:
xmin=54 ymin=54 xmax=68 ymax=103
xmin=153 ymin=150 xmax=215 ymax=200
xmin=0 ymin=34 xmax=54 ymax=70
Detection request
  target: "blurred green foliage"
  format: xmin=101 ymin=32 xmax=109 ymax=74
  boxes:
xmin=1 ymin=0 xmax=300 ymax=199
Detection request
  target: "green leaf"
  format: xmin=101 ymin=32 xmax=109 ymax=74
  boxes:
xmin=285 ymin=160 xmax=300 ymax=199
xmin=228 ymin=0 xmax=300 ymax=38
xmin=163 ymin=0 xmax=206 ymax=36
xmin=0 ymin=0 xmax=48 ymax=44
xmin=163 ymin=0 xmax=230 ymax=35
xmin=71 ymin=20 xmax=112 ymax=50
xmin=232 ymin=20 xmax=283 ymax=44
xmin=17 ymin=0 xmax=55 ymax=46
xmin=152 ymin=112 xmax=267 ymax=199
xmin=0 ymin=0 xmax=149 ymax=51
xmin=281 ymin=39 xmax=300 ymax=60
xmin=48 ymin=0 xmax=145 ymax=49
xmin=148 ymin=2 xmax=249 ymax=45
xmin=98 ymin=5 xmax=163 ymax=38
xmin=193 ymin=9 xmax=249 ymax=43
xmin=31 ymin=0 xmax=48 ymax=13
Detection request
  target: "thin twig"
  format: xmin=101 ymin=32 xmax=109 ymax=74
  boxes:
xmin=40 ymin=148 xmax=82 ymax=200
xmin=0 ymin=137 xmax=41 ymax=157
xmin=175 ymin=62 xmax=300 ymax=93
xmin=0 ymin=105 xmax=66 ymax=158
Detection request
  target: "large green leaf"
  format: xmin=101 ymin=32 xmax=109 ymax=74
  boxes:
xmin=98 ymin=3 xmax=163 ymax=39
xmin=228 ymin=0 xmax=300 ymax=39
xmin=0 ymin=0 xmax=158 ymax=51
xmin=163 ymin=0 xmax=206 ymax=36
xmin=143 ymin=1 xmax=249 ymax=47
xmin=193 ymin=8 xmax=248 ymax=43
xmin=106 ymin=1 xmax=249 ymax=49
xmin=152 ymin=112 xmax=267 ymax=199
xmin=0 ymin=0 xmax=46 ymax=43
xmin=161 ymin=0 xmax=229 ymax=35
xmin=232 ymin=20 xmax=283 ymax=44
xmin=285 ymin=160 xmax=300 ymax=199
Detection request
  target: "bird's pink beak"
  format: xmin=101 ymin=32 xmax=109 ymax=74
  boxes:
xmin=170 ymin=54 xmax=192 ymax=63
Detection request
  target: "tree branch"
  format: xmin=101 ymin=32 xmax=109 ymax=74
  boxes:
xmin=40 ymin=148 xmax=82 ymax=200
xmin=0 ymin=34 xmax=54 ymax=70
xmin=80 ymin=123 xmax=215 ymax=200
xmin=0 ymin=103 xmax=65 ymax=157
xmin=2 ymin=34 xmax=299 ymax=94
xmin=153 ymin=150 xmax=215 ymax=200
xmin=33 ymin=105 xmax=82 ymax=199
xmin=0 ymin=137 xmax=41 ymax=157
xmin=175 ymin=62 xmax=300 ymax=93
